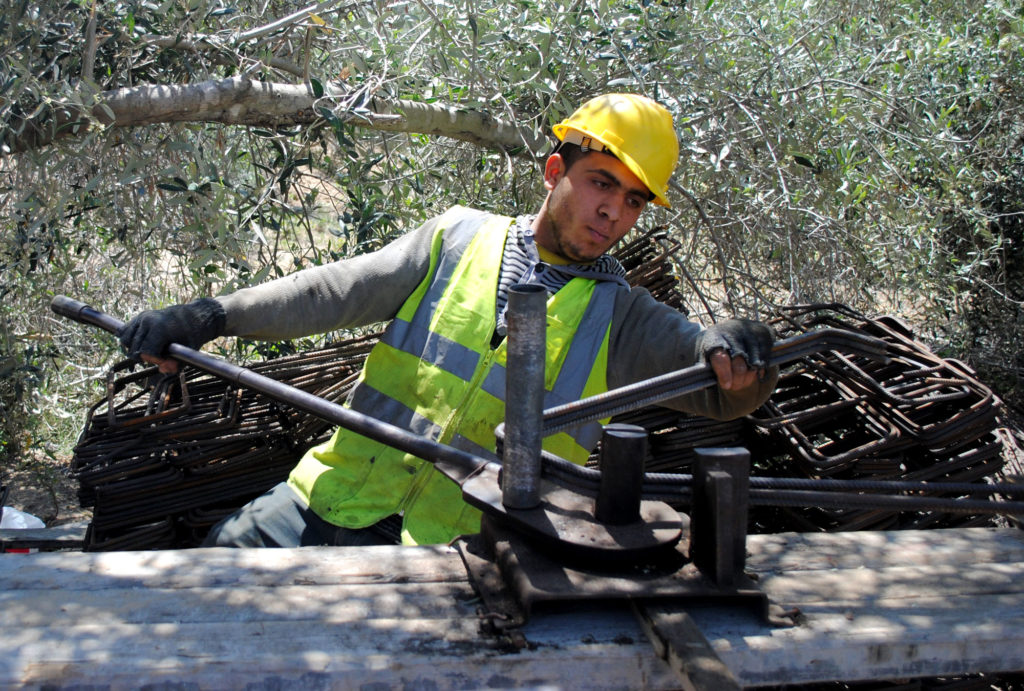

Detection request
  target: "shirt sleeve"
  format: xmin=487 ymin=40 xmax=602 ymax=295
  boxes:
xmin=216 ymin=216 xmax=440 ymax=340
xmin=607 ymin=287 xmax=778 ymax=420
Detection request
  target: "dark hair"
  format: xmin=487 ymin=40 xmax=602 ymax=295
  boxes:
xmin=553 ymin=141 xmax=593 ymax=172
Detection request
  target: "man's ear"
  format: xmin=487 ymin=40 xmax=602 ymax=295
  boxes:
xmin=543 ymin=153 xmax=566 ymax=191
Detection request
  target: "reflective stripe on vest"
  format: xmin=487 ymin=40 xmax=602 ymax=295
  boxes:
xmin=287 ymin=206 xmax=618 ymax=545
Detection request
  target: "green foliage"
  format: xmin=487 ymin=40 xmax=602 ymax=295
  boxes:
xmin=1 ymin=0 xmax=1023 ymax=470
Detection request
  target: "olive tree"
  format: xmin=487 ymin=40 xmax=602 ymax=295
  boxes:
xmin=2 ymin=0 xmax=1022 ymax=467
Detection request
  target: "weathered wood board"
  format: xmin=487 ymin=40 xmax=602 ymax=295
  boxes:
xmin=2 ymin=527 xmax=1022 ymax=689
xmin=1 ymin=543 xmax=679 ymax=689
xmin=0 ymin=521 xmax=88 ymax=551
xmin=695 ymin=527 xmax=1024 ymax=687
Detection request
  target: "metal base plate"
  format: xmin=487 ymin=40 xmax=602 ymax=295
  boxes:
xmin=461 ymin=468 xmax=684 ymax=562
xmin=457 ymin=516 xmax=772 ymax=631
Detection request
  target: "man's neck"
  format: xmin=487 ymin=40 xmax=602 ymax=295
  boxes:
xmin=536 ymin=243 xmax=573 ymax=266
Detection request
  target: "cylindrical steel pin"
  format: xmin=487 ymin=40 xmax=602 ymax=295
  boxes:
xmin=595 ymin=423 xmax=648 ymax=524
xmin=501 ymin=284 xmax=547 ymax=509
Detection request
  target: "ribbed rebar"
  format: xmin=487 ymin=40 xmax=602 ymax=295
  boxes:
xmin=540 ymin=328 xmax=889 ymax=436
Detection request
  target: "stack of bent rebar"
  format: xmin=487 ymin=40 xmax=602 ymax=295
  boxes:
xmin=70 ymin=234 xmax=1015 ymax=549
xmin=71 ymin=335 xmax=378 ymax=549
xmin=752 ymin=304 xmax=1012 ymax=532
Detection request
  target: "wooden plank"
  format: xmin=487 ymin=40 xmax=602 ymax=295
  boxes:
xmin=693 ymin=528 xmax=1024 ymax=686
xmin=745 ymin=527 xmax=1024 ymax=572
xmin=0 ymin=546 xmax=681 ymax=690
xmin=0 ymin=521 xmax=88 ymax=550
xmin=760 ymin=561 xmax=1024 ymax=607
xmin=0 ymin=581 xmax=480 ymax=628
xmin=1 ymin=543 xmax=468 ymax=591
xmin=7 ymin=616 xmax=679 ymax=690
xmin=634 ymin=602 xmax=742 ymax=691
xmin=3 ymin=604 xmax=679 ymax=689
xmin=690 ymin=594 xmax=1024 ymax=686
xmin=3 ymin=528 xmax=1023 ymax=688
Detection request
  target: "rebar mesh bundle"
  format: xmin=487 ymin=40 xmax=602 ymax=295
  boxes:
xmin=72 ymin=335 xmax=378 ymax=549
xmin=744 ymin=305 xmax=1010 ymax=532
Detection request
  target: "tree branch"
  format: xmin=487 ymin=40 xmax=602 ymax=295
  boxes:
xmin=2 ymin=77 xmax=546 ymax=156
xmin=138 ymin=34 xmax=306 ymax=78
xmin=82 ymin=0 xmax=98 ymax=83
xmin=233 ymin=0 xmax=348 ymax=44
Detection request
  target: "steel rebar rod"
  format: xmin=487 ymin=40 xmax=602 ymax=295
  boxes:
xmin=59 ymin=296 xmax=1022 ymax=520
xmin=51 ymin=296 xmax=494 ymax=487
xmin=539 ymin=328 xmax=889 ymax=436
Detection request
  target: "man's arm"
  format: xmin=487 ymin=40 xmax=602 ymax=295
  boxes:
xmin=118 ymin=216 xmax=440 ymax=370
xmin=607 ymin=287 xmax=778 ymax=420
xmin=219 ymin=217 xmax=439 ymax=339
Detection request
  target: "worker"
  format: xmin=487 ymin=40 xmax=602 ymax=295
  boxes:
xmin=118 ymin=93 xmax=779 ymax=548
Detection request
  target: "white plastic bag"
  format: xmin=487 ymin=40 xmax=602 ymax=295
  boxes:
xmin=1 ymin=506 xmax=45 ymax=530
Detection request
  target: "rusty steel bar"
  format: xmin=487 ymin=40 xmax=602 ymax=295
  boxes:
xmin=747 ymin=489 xmax=1024 ymax=515
xmin=539 ymin=328 xmax=890 ymax=436
xmin=51 ymin=296 xmax=494 ymax=487
xmin=59 ymin=293 xmax=1024 ymax=548
xmin=637 ymin=486 xmax=1024 ymax=515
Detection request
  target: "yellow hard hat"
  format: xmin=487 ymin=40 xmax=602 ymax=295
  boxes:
xmin=553 ymin=93 xmax=679 ymax=207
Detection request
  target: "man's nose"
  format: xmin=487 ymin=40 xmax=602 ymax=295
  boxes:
xmin=600 ymin=196 xmax=623 ymax=222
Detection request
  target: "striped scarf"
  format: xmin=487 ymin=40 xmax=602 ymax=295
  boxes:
xmin=493 ymin=215 xmax=628 ymax=340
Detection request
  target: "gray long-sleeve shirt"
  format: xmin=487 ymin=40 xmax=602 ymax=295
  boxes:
xmin=217 ymin=211 xmax=776 ymax=420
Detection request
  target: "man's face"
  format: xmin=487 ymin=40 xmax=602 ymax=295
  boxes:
xmin=533 ymin=151 xmax=650 ymax=263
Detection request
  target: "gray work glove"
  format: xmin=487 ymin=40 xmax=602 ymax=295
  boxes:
xmin=694 ymin=318 xmax=774 ymax=370
xmin=118 ymin=298 xmax=226 ymax=360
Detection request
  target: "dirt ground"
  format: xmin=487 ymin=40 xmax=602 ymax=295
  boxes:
xmin=2 ymin=451 xmax=91 ymax=528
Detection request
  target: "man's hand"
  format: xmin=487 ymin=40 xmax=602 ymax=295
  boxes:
xmin=118 ymin=298 xmax=226 ymax=374
xmin=695 ymin=318 xmax=774 ymax=392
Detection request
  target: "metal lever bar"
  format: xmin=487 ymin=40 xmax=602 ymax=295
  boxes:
xmin=50 ymin=295 xmax=494 ymax=488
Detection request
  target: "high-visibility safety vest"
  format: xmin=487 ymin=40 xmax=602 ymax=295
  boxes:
xmin=287 ymin=206 xmax=622 ymax=545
